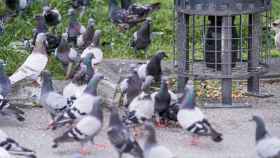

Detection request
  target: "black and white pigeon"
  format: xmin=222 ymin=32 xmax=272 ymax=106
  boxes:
xmin=140 ymin=123 xmax=175 ymax=158
xmin=63 ymin=53 xmax=94 ymax=99
xmin=120 ymin=66 xmax=142 ymax=107
xmin=121 ymin=0 xmax=131 ymax=10
xmin=9 ymin=33 xmax=48 ymax=85
xmin=39 ymin=71 xmax=73 ymax=127
xmin=80 ymin=30 xmax=103 ymax=70
xmin=51 ymin=73 xmax=104 ymax=129
xmin=177 ymin=80 xmax=223 ymax=145
xmin=109 ymin=0 xmax=145 ymax=31
xmin=151 ymin=77 xmax=178 ymax=127
xmin=52 ymin=98 xmax=103 ymax=155
xmin=252 ymin=115 xmax=280 ymax=158
xmin=71 ymin=0 xmax=90 ymax=16
xmin=126 ymin=75 xmax=155 ymax=126
xmin=127 ymin=2 xmax=161 ymax=18
xmin=42 ymin=6 xmax=61 ymax=29
xmin=137 ymin=51 xmax=167 ymax=82
xmin=131 ymin=18 xmax=151 ymax=57
xmin=55 ymin=33 xmax=79 ymax=78
xmin=107 ymin=106 xmax=144 ymax=158
xmin=0 ymin=129 xmax=36 ymax=158
xmin=77 ymin=18 xmax=95 ymax=48
xmin=0 ymin=60 xmax=25 ymax=122
xmin=67 ymin=8 xmax=86 ymax=44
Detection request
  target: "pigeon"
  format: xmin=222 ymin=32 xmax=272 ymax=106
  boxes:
xmin=137 ymin=51 xmax=167 ymax=82
xmin=0 ymin=129 xmax=36 ymax=158
xmin=151 ymin=78 xmax=178 ymax=127
xmin=81 ymin=30 xmax=103 ymax=70
xmin=126 ymin=75 xmax=155 ymax=126
xmin=5 ymin=0 xmax=30 ymax=12
xmin=127 ymin=2 xmax=161 ymax=18
xmin=9 ymin=33 xmax=48 ymax=85
xmin=32 ymin=15 xmax=48 ymax=46
xmin=39 ymin=71 xmax=73 ymax=126
xmin=67 ymin=8 xmax=86 ymax=44
xmin=141 ymin=123 xmax=175 ymax=158
xmin=272 ymin=19 xmax=280 ymax=50
xmin=252 ymin=115 xmax=280 ymax=158
xmin=52 ymin=97 xmax=103 ymax=155
xmin=109 ymin=0 xmax=145 ymax=31
xmin=0 ymin=60 xmax=25 ymax=122
xmin=77 ymin=18 xmax=95 ymax=48
xmin=107 ymin=106 xmax=144 ymax=158
xmin=63 ymin=53 xmax=94 ymax=100
xmin=51 ymin=73 xmax=104 ymax=129
xmin=0 ymin=147 xmax=13 ymax=158
xmin=0 ymin=19 xmax=5 ymax=36
xmin=71 ymin=0 xmax=90 ymax=16
xmin=42 ymin=6 xmax=61 ymax=28
xmin=177 ymin=80 xmax=223 ymax=145
xmin=131 ymin=18 xmax=151 ymax=57
xmin=121 ymin=0 xmax=131 ymax=9
xmin=55 ymin=33 xmax=79 ymax=78
xmin=120 ymin=67 xmax=142 ymax=107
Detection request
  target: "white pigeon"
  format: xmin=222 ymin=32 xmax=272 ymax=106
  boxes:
xmin=141 ymin=123 xmax=176 ymax=158
xmin=252 ymin=115 xmax=280 ymax=158
xmin=81 ymin=30 xmax=103 ymax=70
xmin=272 ymin=19 xmax=280 ymax=50
xmin=9 ymin=33 xmax=48 ymax=85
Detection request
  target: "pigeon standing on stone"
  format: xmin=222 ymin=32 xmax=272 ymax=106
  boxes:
xmin=141 ymin=123 xmax=175 ymax=158
xmin=51 ymin=74 xmax=104 ymax=129
xmin=55 ymin=33 xmax=79 ymax=78
xmin=107 ymin=106 xmax=144 ymax=158
xmin=252 ymin=115 xmax=280 ymax=158
xmin=9 ymin=33 xmax=48 ymax=86
xmin=67 ymin=8 xmax=86 ymax=45
xmin=137 ymin=51 xmax=167 ymax=82
xmin=77 ymin=18 xmax=95 ymax=48
xmin=52 ymin=97 xmax=104 ymax=155
xmin=272 ymin=19 xmax=280 ymax=50
xmin=63 ymin=53 xmax=94 ymax=100
xmin=42 ymin=5 xmax=61 ymax=33
xmin=81 ymin=30 xmax=103 ymax=70
xmin=40 ymin=71 xmax=73 ymax=127
xmin=131 ymin=18 xmax=151 ymax=57
xmin=0 ymin=129 xmax=36 ymax=158
xmin=177 ymin=80 xmax=223 ymax=145
xmin=0 ymin=60 xmax=25 ymax=122
xmin=120 ymin=66 xmax=142 ymax=107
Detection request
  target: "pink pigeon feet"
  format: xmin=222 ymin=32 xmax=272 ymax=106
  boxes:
xmin=190 ymin=135 xmax=200 ymax=146
xmin=80 ymin=147 xmax=91 ymax=156
xmin=94 ymin=144 xmax=110 ymax=150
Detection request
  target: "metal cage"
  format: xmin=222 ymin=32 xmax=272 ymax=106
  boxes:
xmin=174 ymin=0 xmax=272 ymax=107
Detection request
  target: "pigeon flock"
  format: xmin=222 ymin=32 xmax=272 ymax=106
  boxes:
xmin=0 ymin=0 xmax=280 ymax=158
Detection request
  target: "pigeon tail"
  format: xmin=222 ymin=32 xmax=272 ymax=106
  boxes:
xmin=203 ymin=119 xmax=223 ymax=142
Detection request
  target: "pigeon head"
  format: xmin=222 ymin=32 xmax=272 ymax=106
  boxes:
xmin=155 ymin=51 xmax=168 ymax=60
xmin=84 ymin=73 xmax=104 ymax=95
xmin=83 ymin=53 xmax=94 ymax=66
xmin=159 ymin=77 xmax=168 ymax=91
xmin=43 ymin=6 xmax=51 ymax=12
xmin=87 ymin=18 xmax=95 ymax=28
xmin=252 ymin=115 xmax=268 ymax=143
xmin=62 ymin=33 xmax=68 ymax=40
xmin=141 ymin=76 xmax=154 ymax=92
xmin=179 ymin=80 xmax=196 ymax=109
xmin=68 ymin=8 xmax=77 ymax=17
xmin=82 ymin=53 xmax=95 ymax=80
xmin=272 ymin=19 xmax=280 ymax=33
xmin=92 ymin=30 xmax=102 ymax=47
xmin=36 ymin=33 xmax=48 ymax=45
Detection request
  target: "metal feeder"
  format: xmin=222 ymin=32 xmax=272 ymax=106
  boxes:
xmin=174 ymin=0 xmax=272 ymax=107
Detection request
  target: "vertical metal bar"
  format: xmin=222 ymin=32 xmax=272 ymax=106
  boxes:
xmin=215 ymin=16 xmax=218 ymax=71
xmin=173 ymin=0 xmax=176 ymax=66
xmin=192 ymin=16 xmax=195 ymax=74
xmin=247 ymin=14 xmax=261 ymax=94
xmin=176 ymin=12 xmax=189 ymax=93
xmin=240 ymin=15 xmax=243 ymax=64
xmin=221 ymin=16 xmax=232 ymax=105
xmin=203 ymin=16 xmax=206 ymax=65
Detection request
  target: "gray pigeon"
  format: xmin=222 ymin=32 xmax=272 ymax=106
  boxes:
xmin=51 ymin=73 xmax=104 ymax=129
xmin=137 ymin=51 xmax=168 ymax=82
xmin=131 ymin=18 xmax=151 ymax=56
xmin=177 ymin=80 xmax=222 ymax=145
xmin=0 ymin=60 xmax=25 ymax=122
xmin=0 ymin=129 xmax=36 ymax=158
xmin=52 ymin=98 xmax=103 ymax=155
xmin=126 ymin=76 xmax=155 ymax=125
xmin=141 ymin=123 xmax=175 ymax=158
xmin=107 ymin=106 xmax=143 ymax=158
xmin=120 ymin=66 xmax=142 ymax=107
xmin=67 ymin=8 xmax=86 ymax=44
xmin=40 ymin=71 xmax=73 ymax=126
xmin=252 ymin=115 xmax=280 ymax=158
xmin=54 ymin=33 xmax=79 ymax=78
xmin=77 ymin=18 xmax=95 ymax=48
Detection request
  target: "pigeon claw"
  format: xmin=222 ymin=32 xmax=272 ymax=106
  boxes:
xmin=190 ymin=135 xmax=200 ymax=146
xmin=79 ymin=147 xmax=90 ymax=155
xmin=94 ymin=144 xmax=110 ymax=150
xmin=52 ymin=142 xmax=58 ymax=148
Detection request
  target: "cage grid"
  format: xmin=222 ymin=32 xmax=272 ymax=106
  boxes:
xmin=174 ymin=0 xmax=272 ymax=107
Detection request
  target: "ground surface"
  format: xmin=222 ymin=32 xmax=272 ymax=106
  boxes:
xmin=2 ymin=81 xmax=280 ymax=158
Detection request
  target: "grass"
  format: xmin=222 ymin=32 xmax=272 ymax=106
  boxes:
xmin=0 ymin=0 xmax=280 ymax=78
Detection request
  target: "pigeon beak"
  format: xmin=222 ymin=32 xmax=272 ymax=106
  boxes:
xmin=103 ymin=77 xmax=109 ymax=81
